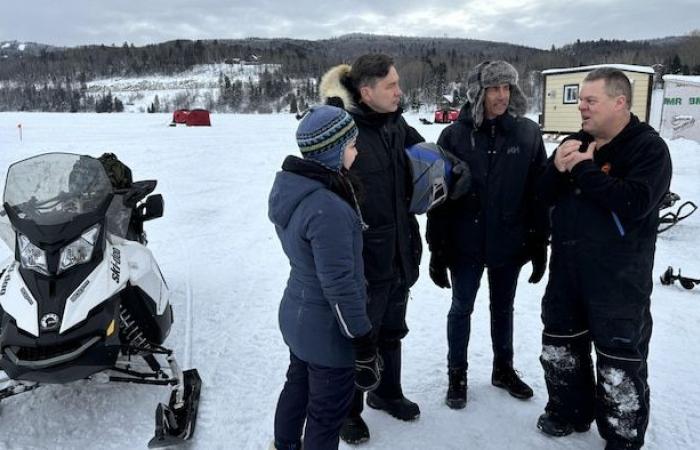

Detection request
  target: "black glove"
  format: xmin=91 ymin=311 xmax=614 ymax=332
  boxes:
xmin=527 ymin=239 xmax=548 ymax=284
xmin=429 ymin=252 xmax=451 ymax=289
xmin=352 ymin=332 xmax=382 ymax=392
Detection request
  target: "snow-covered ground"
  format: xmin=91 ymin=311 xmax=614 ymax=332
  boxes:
xmin=0 ymin=112 xmax=698 ymax=449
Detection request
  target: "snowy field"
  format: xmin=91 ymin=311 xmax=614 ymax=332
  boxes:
xmin=0 ymin=112 xmax=698 ymax=450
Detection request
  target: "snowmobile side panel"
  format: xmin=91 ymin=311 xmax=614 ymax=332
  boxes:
xmin=60 ymin=240 xmax=129 ymax=333
xmin=122 ymin=241 xmax=169 ymax=315
xmin=0 ymin=261 xmax=39 ymax=336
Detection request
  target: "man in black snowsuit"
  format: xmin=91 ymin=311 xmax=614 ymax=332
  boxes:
xmin=319 ymin=54 xmax=424 ymax=445
xmin=426 ymin=60 xmax=549 ymax=409
xmin=536 ymin=68 xmax=672 ymax=450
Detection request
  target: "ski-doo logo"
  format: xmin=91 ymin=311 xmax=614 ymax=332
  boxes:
xmin=111 ymin=247 xmax=121 ymax=283
xmin=40 ymin=313 xmax=60 ymax=331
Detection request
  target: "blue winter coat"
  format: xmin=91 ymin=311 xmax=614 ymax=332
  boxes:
xmin=268 ymin=170 xmax=371 ymax=368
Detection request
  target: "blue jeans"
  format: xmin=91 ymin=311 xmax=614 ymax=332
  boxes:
xmin=274 ymin=352 xmax=355 ymax=450
xmin=447 ymin=260 xmax=521 ymax=370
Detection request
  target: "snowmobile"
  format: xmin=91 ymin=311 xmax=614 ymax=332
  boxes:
xmin=0 ymin=153 xmax=201 ymax=448
xmin=658 ymin=191 xmax=697 ymax=234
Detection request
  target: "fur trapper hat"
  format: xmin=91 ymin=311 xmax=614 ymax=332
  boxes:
xmin=466 ymin=60 xmax=527 ymax=128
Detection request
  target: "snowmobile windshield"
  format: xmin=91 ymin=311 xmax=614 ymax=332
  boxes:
xmin=3 ymin=153 xmax=113 ymax=227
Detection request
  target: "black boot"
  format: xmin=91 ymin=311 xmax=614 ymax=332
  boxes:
xmin=339 ymin=415 xmax=369 ymax=445
xmin=445 ymin=368 xmax=467 ymax=409
xmin=367 ymin=341 xmax=421 ymax=421
xmin=537 ymin=413 xmax=591 ymax=437
xmin=366 ymin=391 xmax=420 ymax=421
xmin=492 ymin=364 xmax=534 ymax=399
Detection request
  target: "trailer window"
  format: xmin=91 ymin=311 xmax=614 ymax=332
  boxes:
xmin=563 ymin=84 xmax=579 ymax=104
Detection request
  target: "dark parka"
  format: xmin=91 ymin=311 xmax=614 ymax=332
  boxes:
xmin=348 ymin=105 xmax=425 ymax=286
xmin=268 ymin=170 xmax=372 ymax=368
xmin=319 ymin=65 xmax=425 ymax=287
xmin=426 ymin=103 xmax=548 ymax=267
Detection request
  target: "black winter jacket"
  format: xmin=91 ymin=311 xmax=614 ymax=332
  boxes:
xmin=348 ymin=104 xmax=425 ymax=286
xmin=426 ymin=103 xmax=548 ymax=267
xmin=538 ymin=114 xmax=672 ymax=249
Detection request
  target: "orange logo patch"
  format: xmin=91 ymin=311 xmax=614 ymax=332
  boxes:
xmin=601 ymin=163 xmax=612 ymax=174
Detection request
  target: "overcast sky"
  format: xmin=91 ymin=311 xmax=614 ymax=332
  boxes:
xmin=2 ymin=0 xmax=698 ymax=49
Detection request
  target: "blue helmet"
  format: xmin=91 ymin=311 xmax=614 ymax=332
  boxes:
xmin=405 ymin=142 xmax=452 ymax=214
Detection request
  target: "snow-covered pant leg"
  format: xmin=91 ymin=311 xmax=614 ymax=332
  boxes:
xmin=348 ymin=279 xmax=409 ymax=415
xmin=446 ymin=260 xmax=484 ymax=370
xmin=274 ymin=352 xmax=309 ymax=450
xmin=582 ymin=246 xmax=654 ymax=449
xmin=540 ymin=243 xmax=595 ymax=425
xmin=304 ymin=363 xmax=355 ymax=450
xmin=486 ymin=262 xmax=521 ymax=367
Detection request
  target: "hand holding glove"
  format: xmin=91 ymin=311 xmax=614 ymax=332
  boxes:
xmin=429 ymin=251 xmax=451 ymax=289
xmin=352 ymin=332 xmax=382 ymax=392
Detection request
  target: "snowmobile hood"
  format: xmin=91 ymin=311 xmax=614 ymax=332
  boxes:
xmin=268 ymin=171 xmax=325 ymax=229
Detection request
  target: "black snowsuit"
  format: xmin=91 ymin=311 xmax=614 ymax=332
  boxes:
xmin=343 ymin=102 xmax=424 ymax=413
xmin=537 ymin=114 xmax=672 ymax=449
xmin=426 ymin=104 xmax=548 ymax=369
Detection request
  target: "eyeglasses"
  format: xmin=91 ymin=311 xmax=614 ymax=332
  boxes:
xmin=658 ymin=201 xmax=697 ymax=233
xmin=660 ymin=266 xmax=700 ymax=290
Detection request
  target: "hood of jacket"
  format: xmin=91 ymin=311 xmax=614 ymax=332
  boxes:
xmin=268 ymin=170 xmax=325 ymax=229
xmin=320 ymin=64 xmax=358 ymax=111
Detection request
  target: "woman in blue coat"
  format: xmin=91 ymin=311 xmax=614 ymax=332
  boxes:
xmin=268 ymin=105 xmax=381 ymax=450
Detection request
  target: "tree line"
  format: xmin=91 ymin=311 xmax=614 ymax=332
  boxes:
xmin=0 ymin=32 xmax=698 ymax=113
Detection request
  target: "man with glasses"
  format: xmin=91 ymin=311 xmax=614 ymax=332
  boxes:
xmin=536 ymin=68 xmax=672 ymax=450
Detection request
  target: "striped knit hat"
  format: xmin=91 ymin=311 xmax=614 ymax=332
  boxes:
xmin=296 ymin=105 xmax=358 ymax=171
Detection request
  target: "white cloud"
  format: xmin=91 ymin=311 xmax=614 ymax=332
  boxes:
xmin=1 ymin=0 xmax=698 ymax=48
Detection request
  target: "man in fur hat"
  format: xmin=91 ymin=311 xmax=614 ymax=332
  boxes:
xmin=426 ymin=60 xmax=549 ymax=409
xmin=319 ymin=54 xmax=424 ymax=445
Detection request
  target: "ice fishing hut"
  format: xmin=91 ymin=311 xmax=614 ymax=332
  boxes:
xmin=540 ymin=64 xmax=655 ymax=135
xmin=186 ymin=109 xmax=211 ymax=127
xmin=172 ymin=109 xmax=190 ymax=124
xmin=660 ymin=75 xmax=700 ymax=142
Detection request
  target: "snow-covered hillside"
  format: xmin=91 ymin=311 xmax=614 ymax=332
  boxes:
xmin=0 ymin=112 xmax=698 ymax=449
xmin=86 ymin=63 xmax=285 ymax=112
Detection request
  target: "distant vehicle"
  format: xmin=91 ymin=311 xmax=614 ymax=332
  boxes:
xmin=434 ymin=109 xmax=459 ymax=124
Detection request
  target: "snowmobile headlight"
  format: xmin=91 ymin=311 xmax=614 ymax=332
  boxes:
xmin=18 ymin=234 xmax=50 ymax=276
xmin=58 ymin=224 xmax=101 ymax=274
